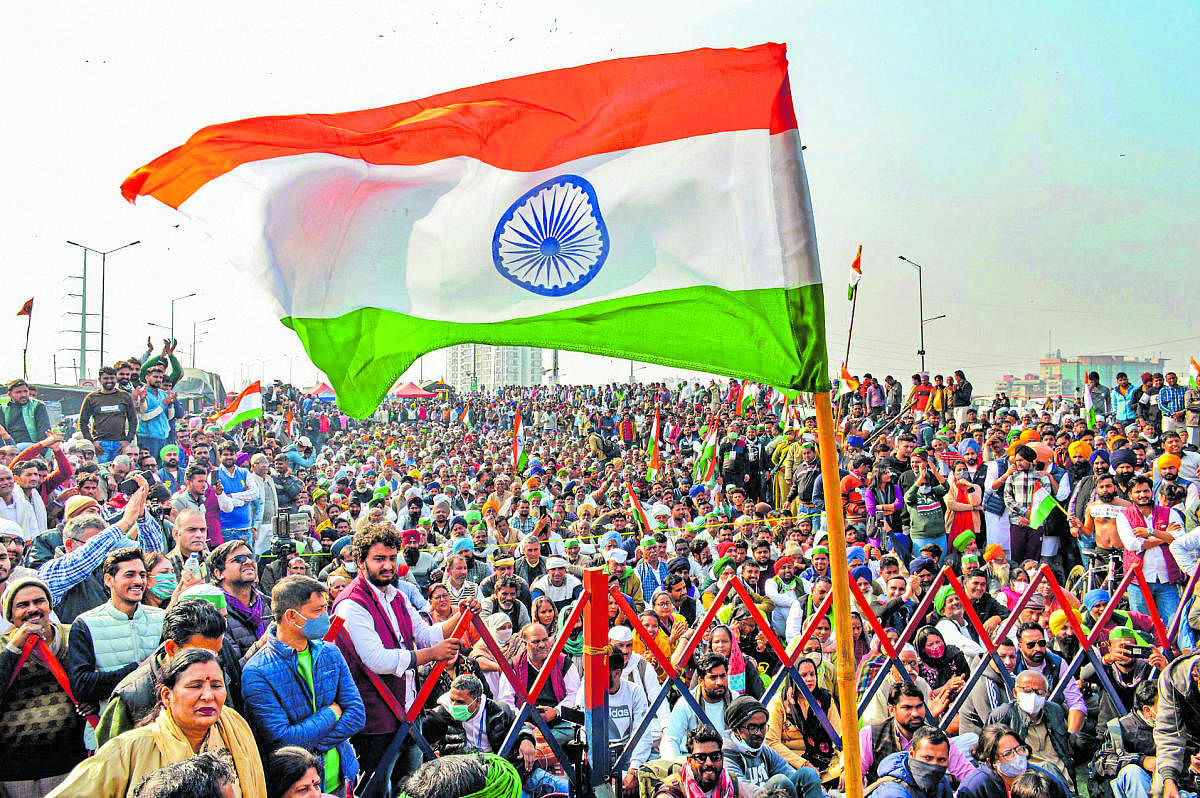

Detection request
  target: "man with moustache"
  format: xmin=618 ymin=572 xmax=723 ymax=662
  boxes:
xmin=333 ymin=522 xmax=477 ymax=797
xmin=655 ymin=725 xmax=744 ymax=798
xmin=0 ymin=577 xmax=88 ymax=794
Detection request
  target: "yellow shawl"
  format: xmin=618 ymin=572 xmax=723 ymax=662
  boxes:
xmin=46 ymin=706 xmax=265 ymax=798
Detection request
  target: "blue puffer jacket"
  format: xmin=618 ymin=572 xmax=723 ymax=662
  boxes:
xmin=241 ymin=630 xmax=366 ymax=783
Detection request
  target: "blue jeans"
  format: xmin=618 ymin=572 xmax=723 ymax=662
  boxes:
xmin=222 ymin=528 xmax=253 ymax=546
xmin=1114 ymin=763 xmax=1196 ymax=798
xmin=524 ymin=767 xmax=569 ymax=798
xmin=762 ymin=766 xmax=823 ymax=798
xmin=97 ymin=440 xmax=124 ymax=463
xmin=1128 ymin=581 xmax=1180 ymax=628
xmin=139 ymin=436 xmax=168 ymax=461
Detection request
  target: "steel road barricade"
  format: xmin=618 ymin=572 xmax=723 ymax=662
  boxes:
xmin=343 ymin=557 xmax=1198 ymax=796
xmin=344 ymin=595 xmax=590 ymax=795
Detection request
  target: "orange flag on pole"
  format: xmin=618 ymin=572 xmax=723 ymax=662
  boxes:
xmin=16 ymin=298 xmax=32 ymax=317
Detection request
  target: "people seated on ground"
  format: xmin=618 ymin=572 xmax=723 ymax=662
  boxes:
xmin=861 ymin=681 xmax=977 ymax=784
xmin=721 ymin=694 xmax=823 ymax=798
xmin=1093 ymin=680 xmax=1160 ymax=798
xmin=662 ymin=652 xmax=732 ymax=758
xmin=654 ymin=725 xmax=743 ymax=798
xmin=984 ymin=670 xmax=1073 ymax=786
xmin=868 ymin=725 xmax=957 ymax=798
xmin=766 ymin=657 xmax=843 ymax=786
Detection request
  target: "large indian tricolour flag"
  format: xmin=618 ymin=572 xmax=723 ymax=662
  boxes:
xmin=122 ymin=44 xmax=828 ymax=416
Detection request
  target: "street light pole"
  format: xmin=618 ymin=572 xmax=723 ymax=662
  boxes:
xmin=169 ymin=293 xmax=197 ymax=341
xmin=898 ymin=255 xmax=927 ymax=373
xmin=67 ymin=239 xmax=140 ymax=367
xmin=192 ymin=317 xmax=216 ymax=367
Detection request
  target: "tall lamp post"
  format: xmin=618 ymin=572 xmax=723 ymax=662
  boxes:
xmin=192 ymin=317 xmax=216 ymax=367
xmin=898 ymin=255 xmax=929 ymax=373
xmin=66 ymin=239 xmax=140 ymax=367
xmin=169 ymin=293 xmax=197 ymax=341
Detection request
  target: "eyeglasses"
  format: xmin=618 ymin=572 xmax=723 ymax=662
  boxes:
xmin=998 ymin=745 xmax=1031 ymax=760
xmin=229 ymin=553 xmax=253 ymax=565
xmin=1022 ymin=640 xmax=1047 ymax=649
xmin=689 ymin=751 xmax=723 ymax=763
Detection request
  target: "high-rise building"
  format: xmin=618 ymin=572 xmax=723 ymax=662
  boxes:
xmin=445 ymin=345 xmax=544 ymax=389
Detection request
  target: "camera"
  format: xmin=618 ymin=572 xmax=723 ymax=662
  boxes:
xmin=118 ymin=469 xmax=161 ymax=495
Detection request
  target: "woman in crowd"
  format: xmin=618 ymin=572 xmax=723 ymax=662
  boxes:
xmin=143 ymin=551 xmax=177 ymax=610
xmin=266 ymin=746 xmax=323 ymax=798
xmin=708 ymin=623 xmax=764 ymax=699
xmin=914 ymin=626 xmax=970 ymax=692
xmin=48 ymin=649 xmax=266 ymax=798
xmin=959 ymin=724 xmax=1071 ymax=798
xmin=766 ymin=656 xmax=842 ymax=786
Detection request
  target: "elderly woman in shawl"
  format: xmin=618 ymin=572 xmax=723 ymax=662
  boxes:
xmin=48 ymin=649 xmax=265 ymax=798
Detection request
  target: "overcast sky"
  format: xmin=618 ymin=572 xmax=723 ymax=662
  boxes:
xmin=3 ymin=1 xmax=1197 ymax=397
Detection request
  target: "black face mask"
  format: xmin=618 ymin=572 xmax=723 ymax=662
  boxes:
xmin=908 ymin=757 xmax=948 ymax=794
xmin=404 ymin=548 xmax=420 ymax=566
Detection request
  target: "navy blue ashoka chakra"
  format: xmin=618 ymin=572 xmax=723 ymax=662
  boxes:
xmin=492 ymin=174 xmax=609 ymax=297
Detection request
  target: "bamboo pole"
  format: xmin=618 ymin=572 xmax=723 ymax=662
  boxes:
xmin=814 ymin=391 xmax=863 ymax=798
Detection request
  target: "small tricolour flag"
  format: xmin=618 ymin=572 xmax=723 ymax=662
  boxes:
xmin=1029 ymin=484 xmax=1059 ymax=529
xmin=457 ymin=405 xmax=470 ymax=426
xmin=16 ymin=298 xmax=33 ymax=317
xmin=847 ymin=245 xmax=862 ymax=301
xmin=1190 ymin=356 xmax=1200 ymax=388
xmin=121 ymin=44 xmax=828 ymax=417
xmin=736 ymin=381 xmax=756 ymax=415
xmin=626 ymin=482 xmax=653 ymax=533
xmin=692 ymin=418 xmax=720 ymax=483
xmin=646 ymin=408 xmax=662 ymax=481
xmin=513 ymin=408 xmax=528 ymax=474
xmin=211 ymin=381 xmax=263 ymax=430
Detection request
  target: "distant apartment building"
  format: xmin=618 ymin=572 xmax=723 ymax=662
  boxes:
xmin=993 ymin=352 xmax=1167 ymax=398
xmin=446 ymin=345 xmax=543 ymax=389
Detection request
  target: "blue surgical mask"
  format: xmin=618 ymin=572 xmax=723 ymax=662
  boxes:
xmin=150 ymin=573 xmax=178 ymax=600
xmin=293 ymin=610 xmax=331 ymax=641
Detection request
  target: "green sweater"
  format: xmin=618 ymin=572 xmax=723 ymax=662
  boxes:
xmin=904 ymin=480 xmax=949 ymax=539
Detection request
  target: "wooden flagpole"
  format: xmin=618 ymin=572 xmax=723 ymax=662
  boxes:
xmin=814 ymin=390 xmax=863 ymax=798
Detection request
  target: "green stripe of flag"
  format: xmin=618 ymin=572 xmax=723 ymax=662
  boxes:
xmin=224 ymin=406 xmax=263 ymax=431
xmin=284 ymin=284 xmax=828 ymax=417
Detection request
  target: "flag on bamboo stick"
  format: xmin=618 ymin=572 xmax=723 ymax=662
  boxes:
xmin=626 ymin=482 xmax=652 ymax=532
xmin=121 ymin=44 xmax=828 ymax=417
xmin=693 ymin=421 xmax=719 ymax=483
xmin=1190 ymin=356 xmax=1199 ymax=388
xmin=16 ymin=299 xmax=33 ymax=317
xmin=839 ymin=364 xmax=859 ymax=395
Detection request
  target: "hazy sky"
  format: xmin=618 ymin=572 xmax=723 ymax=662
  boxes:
xmin=3 ymin=1 xmax=1197 ymax=397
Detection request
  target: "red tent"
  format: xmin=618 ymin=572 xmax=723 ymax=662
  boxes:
xmin=306 ymin=382 xmax=336 ymax=401
xmin=391 ymin=381 xmax=436 ymax=398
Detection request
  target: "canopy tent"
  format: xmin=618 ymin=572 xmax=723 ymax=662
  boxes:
xmin=306 ymin=382 xmax=336 ymax=401
xmin=391 ymin=381 xmax=436 ymax=398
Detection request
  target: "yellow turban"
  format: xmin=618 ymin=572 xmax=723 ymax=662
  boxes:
xmin=1157 ymin=453 xmax=1182 ymax=470
xmin=1067 ymin=441 xmax=1093 ymax=460
xmin=1019 ymin=429 xmax=1041 ymax=443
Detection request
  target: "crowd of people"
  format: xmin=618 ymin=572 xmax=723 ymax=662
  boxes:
xmin=2 ymin=349 xmax=1200 ymax=798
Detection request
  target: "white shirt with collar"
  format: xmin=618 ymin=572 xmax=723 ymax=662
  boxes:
xmin=333 ymin=579 xmax=445 ymax=706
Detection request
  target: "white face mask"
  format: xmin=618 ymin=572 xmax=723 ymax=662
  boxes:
xmin=494 ymin=627 xmax=513 ymax=644
xmin=343 ymin=561 xmax=358 ymax=573
xmin=1016 ymin=691 xmax=1046 ymax=715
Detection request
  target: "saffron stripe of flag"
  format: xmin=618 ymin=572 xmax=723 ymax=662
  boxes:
xmin=1190 ymin=356 xmax=1200 ymax=388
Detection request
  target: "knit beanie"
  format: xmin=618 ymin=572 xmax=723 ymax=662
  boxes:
xmin=2 ymin=576 xmax=51 ymax=624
